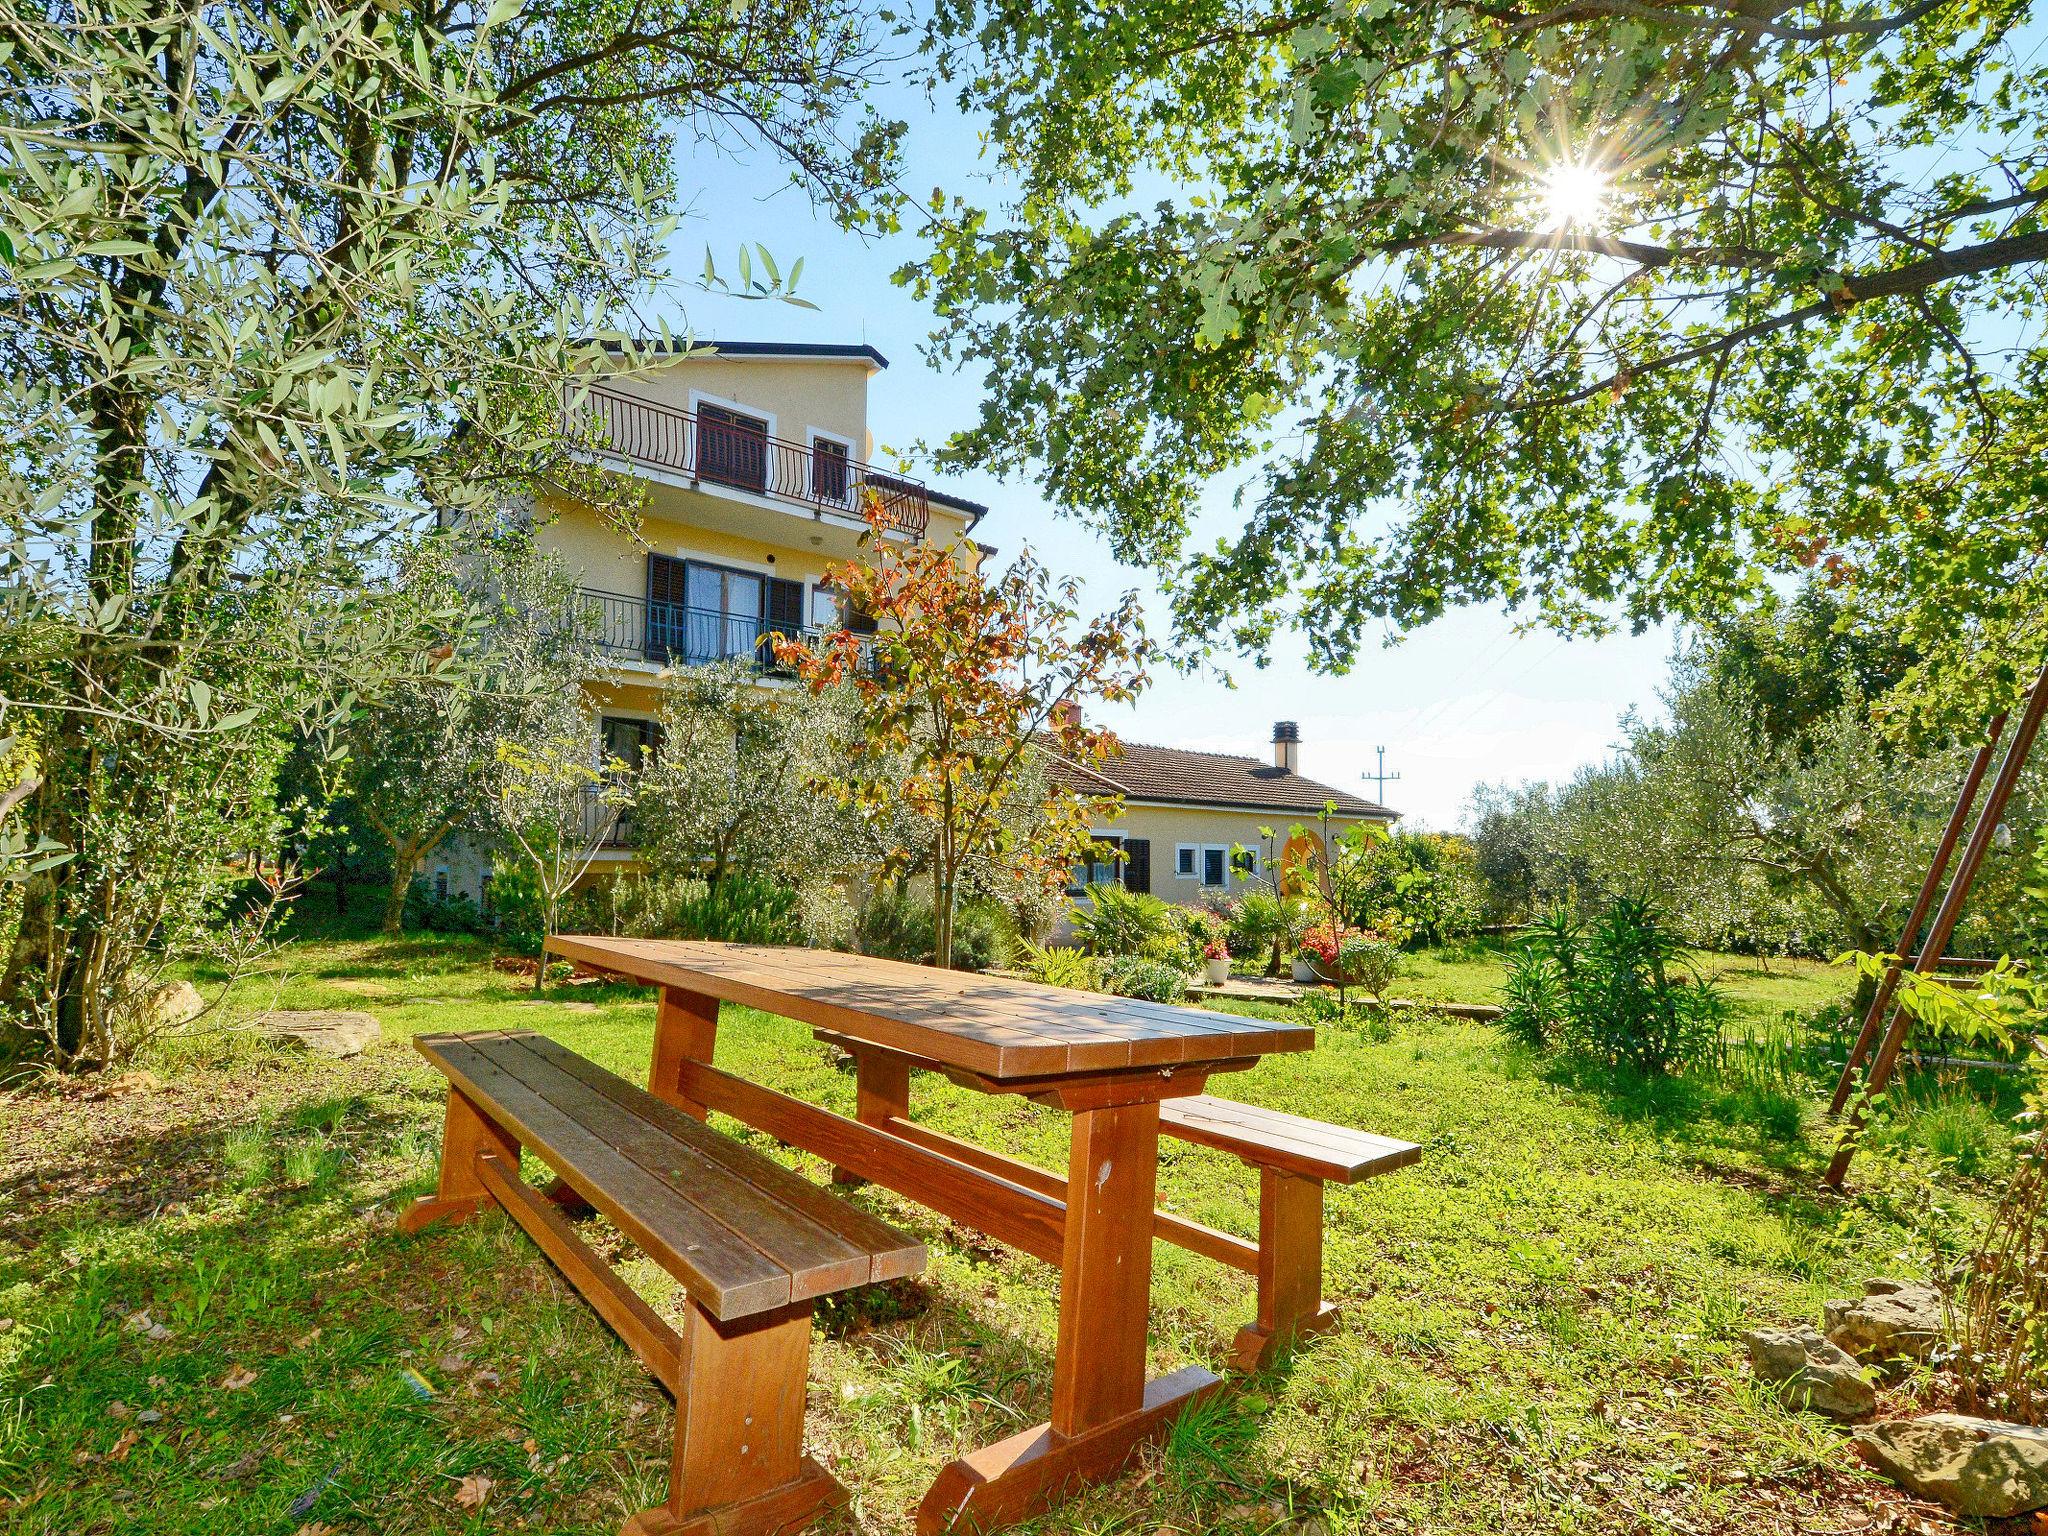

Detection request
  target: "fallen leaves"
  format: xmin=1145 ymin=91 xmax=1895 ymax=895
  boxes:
xmin=453 ymin=1473 xmax=493 ymax=1511
xmin=220 ymin=1366 xmax=257 ymax=1391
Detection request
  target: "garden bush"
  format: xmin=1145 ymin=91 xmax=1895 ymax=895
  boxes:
xmin=1225 ymin=889 xmax=1285 ymax=960
xmin=1104 ymin=955 xmax=1187 ymax=1004
xmin=405 ymin=877 xmax=490 ymax=937
xmin=853 ymin=888 xmax=1012 ymax=970
xmin=1505 ymin=899 xmax=1722 ymax=1075
xmin=1018 ymin=941 xmax=1105 ymax=991
xmin=1069 ymin=884 xmax=1176 ymax=957
xmin=1338 ymin=933 xmax=1403 ymax=999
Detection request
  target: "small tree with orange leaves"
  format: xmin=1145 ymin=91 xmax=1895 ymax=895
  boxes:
xmin=775 ymin=518 xmax=1150 ymax=969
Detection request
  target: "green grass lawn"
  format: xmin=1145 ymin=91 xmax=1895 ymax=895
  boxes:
xmin=0 ymin=931 xmax=2010 ymax=1535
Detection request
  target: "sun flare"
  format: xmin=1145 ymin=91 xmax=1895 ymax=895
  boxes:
xmin=1535 ymin=159 xmax=1613 ymax=231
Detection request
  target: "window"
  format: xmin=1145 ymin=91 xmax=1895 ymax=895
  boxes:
xmin=1200 ymin=846 xmax=1227 ymax=888
xmin=600 ymin=716 xmax=660 ymax=773
xmin=1068 ymin=835 xmax=1124 ymax=894
xmin=810 ymin=584 xmax=849 ymax=630
xmin=680 ymin=559 xmax=762 ymax=663
xmin=811 ymin=436 xmax=850 ymax=503
xmin=697 ymin=402 xmax=769 ymax=491
xmin=434 ymin=868 xmax=449 ymax=900
xmin=1232 ymin=847 xmax=1260 ymax=883
xmin=1175 ymin=844 xmax=1197 ymax=879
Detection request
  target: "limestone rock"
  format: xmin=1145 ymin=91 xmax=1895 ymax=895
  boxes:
xmin=1825 ymin=1279 xmax=1945 ymax=1362
xmin=254 ymin=1010 xmax=380 ymax=1058
xmin=141 ymin=980 xmax=204 ymax=1028
xmin=1743 ymin=1325 xmax=1877 ymax=1420
xmin=1853 ymin=1414 xmax=2048 ymax=1517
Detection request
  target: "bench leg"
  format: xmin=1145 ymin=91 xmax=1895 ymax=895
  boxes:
xmin=833 ymin=1048 xmax=910 ymax=1187
xmin=399 ymin=1089 xmax=520 ymax=1234
xmin=1229 ymin=1169 xmax=1339 ymax=1371
xmin=623 ymin=1299 xmax=844 ymax=1536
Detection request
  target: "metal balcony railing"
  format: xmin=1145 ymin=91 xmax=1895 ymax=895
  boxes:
xmin=581 ymin=786 xmax=636 ymax=849
xmin=566 ymin=384 xmax=930 ymax=536
xmin=572 ymin=588 xmax=876 ymax=673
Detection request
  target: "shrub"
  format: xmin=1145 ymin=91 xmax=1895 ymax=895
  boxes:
xmin=405 ymin=877 xmax=489 ymax=936
xmin=1104 ymin=955 xmax=1187 ymax=1004
xmin=1339 ymin=933 xmax=1402 ymax=999
xmin=854 ymin=885 xmax=932 ymax=962
xmin=949 ymin=900 xmax=1016 ymax=973
xmin=1524 ymin=896 xmax=1722 ymax=1075
xmin=1949 ymin=1073 xmax=2048 ymax=1424
xmin=1019 ymin=941 xmax=1105 ymax=991
xmin=1226 ymin=889 xmax=1285 ymax=961
xmin=853 ymin=888 xmax=1012 ymax=970
xmin=1069 ymin=884 xmax=1176 ymax=956
xmin=1500 ymin=947 xmax=1565 ymax=1049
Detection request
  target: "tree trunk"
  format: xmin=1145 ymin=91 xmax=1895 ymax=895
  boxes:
xmin=381 ymin=851 xmax=416 ymax=935
xmin=933 ymin=870 xmax=955 ymax=971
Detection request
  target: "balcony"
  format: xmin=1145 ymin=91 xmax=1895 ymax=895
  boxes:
xmin=573 ymin=587 xmax=875 ymax=673
xmin=568 ymin=384 xmax=931 ymax=537
xmin=582 ymin=786 xmax=636 ymax=849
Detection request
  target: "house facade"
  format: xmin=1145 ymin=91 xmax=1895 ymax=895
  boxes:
xmin=1052 ymin=723 xmax=1396 ymax=907
xmin=423 ymin=340 xmax=989 ymax=903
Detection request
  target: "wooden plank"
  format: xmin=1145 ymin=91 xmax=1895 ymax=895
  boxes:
xmin=667 ymin=1300 xmax=813 ymax=1517
xmin=481 ymin=1034 xmax=884 ymax=1300
xmin=651 ymin=986 xmax=719 ymax=1117
xmin=917 ymin=1365 xmax=1222 ymax=1536
xmin=474 ymin=1151 xmax=683 ymax=1389
xmin=875 ymin=1115 xmax=1259 ymax=1275
xmin=518 ymin=1033 xmax=924 ymax=1283
xmin=418 ymin=1033 xmax=795 ymax=1318
xmin=672 ymin=1058 xmax=1069 ymax=1265
xmin=544 ymin=935 xmax=1315 ymax=1080
xmin=1159 ymin=1096 xmax=1422 ymax=1183
xmin=1051 ymin=1100 xmax=1161 ymax=1436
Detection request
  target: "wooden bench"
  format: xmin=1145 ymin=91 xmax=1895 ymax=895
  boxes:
xmin=1157 ymin=1094 xmax=1419 ymax=1368
xmin=400 ymin=1030 xmax=924 ymax=1536
xmin=812 ymin=1028 xmax=1418 ymax=1371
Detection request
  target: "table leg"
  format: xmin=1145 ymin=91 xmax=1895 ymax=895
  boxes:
xmin=649 ymin=986 xmax=720 ymax=1119
xmin=917 ymin=1099 xmax=1222 ymax=1535
xmin=834 ymin=1045 xmax=911 ymax=1187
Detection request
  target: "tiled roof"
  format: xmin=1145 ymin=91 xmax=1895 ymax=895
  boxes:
xmin=1049 ymin=741 xmax=1394 ymax=819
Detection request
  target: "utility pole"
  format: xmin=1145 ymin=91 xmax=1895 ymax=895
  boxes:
xmin=1364 ymin=746 xmax=1402 ymax=804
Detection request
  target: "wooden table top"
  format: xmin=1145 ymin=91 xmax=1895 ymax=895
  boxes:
xmin=545 ymin=936 xmax=1316 ymax=1081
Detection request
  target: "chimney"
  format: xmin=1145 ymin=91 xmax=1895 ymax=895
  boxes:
xmin=1051 ymin=699 xmax=1082 ymax=733
xmin=1272 ymin=720 xmax=1300 ymax=772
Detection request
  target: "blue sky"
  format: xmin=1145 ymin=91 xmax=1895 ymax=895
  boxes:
xmin=657 ymin=83 xmax=1678 ymax=829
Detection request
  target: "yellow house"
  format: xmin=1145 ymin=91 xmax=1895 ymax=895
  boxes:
xmin=1050 ymin=723 xmax=1397 ymax=908
xmin=425 ymin=339 xmax=988 ymax=901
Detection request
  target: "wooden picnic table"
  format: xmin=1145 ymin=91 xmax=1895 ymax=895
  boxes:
xmin=544 ymin=935 xmax=1316 ymax=1535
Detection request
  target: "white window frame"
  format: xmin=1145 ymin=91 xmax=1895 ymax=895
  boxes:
xmin=1232 ymin=847 xmax=1261 ymax=884
xmin=805 ymin=426 xmax=857 ymax=509
xmin=1174 ymin=843 xmax=1198 ymax=879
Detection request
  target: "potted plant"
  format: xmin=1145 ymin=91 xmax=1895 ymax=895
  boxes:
xmin=1294 ymin=925 xmax=1341 ymax=984
xmin=1201 ymin=937 xmax=1231 ymax=986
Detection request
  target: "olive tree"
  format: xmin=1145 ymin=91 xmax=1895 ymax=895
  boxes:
xmin=0 ymin=0 xmax=900 ymax=1066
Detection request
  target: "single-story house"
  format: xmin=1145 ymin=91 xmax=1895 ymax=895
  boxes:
xmin=1050 ymin=722 xmax=1397 ymax=906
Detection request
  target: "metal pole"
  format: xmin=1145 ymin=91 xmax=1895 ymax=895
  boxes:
xmin=1827 ymin=711 xmax=2008 ymax=1114
xmin=1824 ymin=656 xmax=2048 ymax=1188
